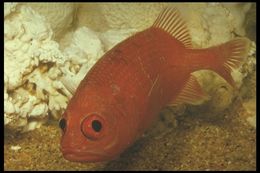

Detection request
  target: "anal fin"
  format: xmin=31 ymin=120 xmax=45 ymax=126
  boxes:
xmin=169 ymin=74 xmax=210 ymax=106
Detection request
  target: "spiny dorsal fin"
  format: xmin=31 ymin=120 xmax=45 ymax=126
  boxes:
xmin=169 ymin=74 xmax=210 ymax=106
xmin=153 ymin=7 xmax=192 ymax=48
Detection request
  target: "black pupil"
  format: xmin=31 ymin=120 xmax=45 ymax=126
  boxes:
xmin=59 ymin=118 xmax=66 ymax=130
xmin=92 ymin=120 xmax=102 ymax=132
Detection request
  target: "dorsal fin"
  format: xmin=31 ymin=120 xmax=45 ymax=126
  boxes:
xmin=153 ymin=7 xmax=192 ymax=48
xmin=169 ymin=74 xmax=210 ymax=106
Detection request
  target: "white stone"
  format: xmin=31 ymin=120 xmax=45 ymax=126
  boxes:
xmin=10 ymin=145 xmax=21 ymax=151
xmin=4 ymin=2 xmax=17 ymax=17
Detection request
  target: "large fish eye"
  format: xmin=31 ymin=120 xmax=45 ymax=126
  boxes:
xmin=92 ymin=120 xmax=102 ymax=132
xmin=81 ymin=114 xmax=105 ymax=140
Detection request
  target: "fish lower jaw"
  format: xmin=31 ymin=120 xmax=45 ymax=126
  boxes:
xmin=63 ymin=153 xmax=106 ymax=162
xmin=61 ymin=149 xmax=116 ymax=162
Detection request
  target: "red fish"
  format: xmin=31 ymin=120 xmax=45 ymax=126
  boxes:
xmin=59 ymin=7 xmax=250 ymax=162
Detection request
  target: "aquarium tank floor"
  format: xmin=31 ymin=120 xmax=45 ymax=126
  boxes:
xmin=4 ymin=98 xmax=255 ymax=171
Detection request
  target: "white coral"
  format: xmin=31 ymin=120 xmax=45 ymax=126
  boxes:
xmin=60 ymin=27 xmax=105 ymax=90
xmin=24 ymin=3 xmax=77 ymax=40
xmin=4 ymin=5 xmax=68 ymax=131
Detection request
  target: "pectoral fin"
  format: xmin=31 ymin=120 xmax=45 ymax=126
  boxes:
xmin=60 ymin=76 xmax=79 ymax=96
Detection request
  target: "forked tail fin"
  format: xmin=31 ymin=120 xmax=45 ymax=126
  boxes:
xmin=209 ymin=38 xmax=251 ymax=87
xmin=170 ymin=38 xmax=251 ymax=106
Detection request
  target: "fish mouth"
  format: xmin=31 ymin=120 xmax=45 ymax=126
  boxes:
xmin=61 ymin=148 xmax=114 ymax=162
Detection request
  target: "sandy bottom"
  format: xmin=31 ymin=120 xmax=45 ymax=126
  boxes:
xmin=4 ymin=99 xmax=255 ymax=171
